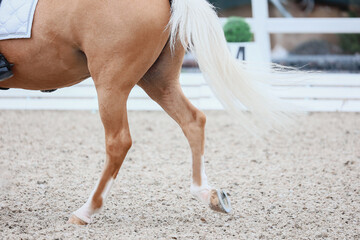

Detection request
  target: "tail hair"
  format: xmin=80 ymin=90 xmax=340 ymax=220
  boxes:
xmin=169 ymin=0 xmax=305 ymax=134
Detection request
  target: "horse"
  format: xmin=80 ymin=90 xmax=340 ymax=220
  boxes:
xmin=0 ymin=0 xmax=287 ymax=225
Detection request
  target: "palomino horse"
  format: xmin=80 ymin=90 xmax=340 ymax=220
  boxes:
xmin=0 ymin=0 xmax=285 ymax=225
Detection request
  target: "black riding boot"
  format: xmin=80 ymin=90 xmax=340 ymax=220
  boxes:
xmin=0 ymin=54 xmax=14 ymax=82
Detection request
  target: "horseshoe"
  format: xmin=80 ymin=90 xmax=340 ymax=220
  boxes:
xmin=217 ymin=190 xmax=232 ymax=213
xmin=209 ymin=189 xmax=232 ymax=213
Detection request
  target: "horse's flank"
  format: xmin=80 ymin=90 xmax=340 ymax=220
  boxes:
xmin=0 ymin=0 xmax=171 ymax=90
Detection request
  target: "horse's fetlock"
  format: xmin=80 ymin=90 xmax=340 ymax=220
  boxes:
xmin=91 ymin=197 xmax=103 ymax=212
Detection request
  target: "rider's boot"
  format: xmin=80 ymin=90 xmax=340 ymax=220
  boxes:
xmin=0 ymin=54 xmax=14 ymax=82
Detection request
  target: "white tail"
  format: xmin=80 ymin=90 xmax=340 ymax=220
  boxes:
xmin=169 ymin=0 xmax=300 ymax=133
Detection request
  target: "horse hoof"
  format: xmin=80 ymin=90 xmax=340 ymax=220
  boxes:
xmin=68 ymin=215 xmax=88 ymax=225
xmin=209 ymin=189 xmax=232 ymax=213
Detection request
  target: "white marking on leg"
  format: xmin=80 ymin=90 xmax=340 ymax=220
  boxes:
xmin=190 ymin=156 xmax=212 ymax=204
xmin=73 ymin=178 xmax=114 ymax=223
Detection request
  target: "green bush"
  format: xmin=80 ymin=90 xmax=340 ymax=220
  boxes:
xmin=223 ymin=17 xmax=253 ymax=42
xmin=339 ymin=34 xmax=360 ymax=54
xmin=339 ymin=11 xmax=360 ymax=54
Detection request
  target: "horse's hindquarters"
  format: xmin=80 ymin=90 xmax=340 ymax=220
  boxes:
xmin=82 ymin=0 xmax=171 ymax=85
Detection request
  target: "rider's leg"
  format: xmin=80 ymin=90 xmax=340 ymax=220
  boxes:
xmin=0 ymin=54 xmax=13 ymax=82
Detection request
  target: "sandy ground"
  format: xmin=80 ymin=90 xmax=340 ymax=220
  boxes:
xmin=0 ymin=110 xmax=359 ymax=239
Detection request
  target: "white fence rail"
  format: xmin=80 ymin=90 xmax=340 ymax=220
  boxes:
xmin=250 ymin=0 xmax=360 ymax=61
xmin=1 ymin=73 xmax=359 ymax=112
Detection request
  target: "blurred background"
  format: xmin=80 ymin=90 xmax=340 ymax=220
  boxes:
xmin=184 ymin=0 xmax=360 ymax=72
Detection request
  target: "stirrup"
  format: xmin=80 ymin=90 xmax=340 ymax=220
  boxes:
xmin=0 ymin=54 xmax=14 ymax=82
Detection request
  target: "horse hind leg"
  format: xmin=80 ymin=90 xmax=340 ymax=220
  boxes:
xmin=69 ymin=65 xmax=135 ymax=225
xmin=138 ymin=41 xmax=231 ymax=213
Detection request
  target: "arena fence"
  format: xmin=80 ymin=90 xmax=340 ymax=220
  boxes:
xmin=0 ymin=73 xmax=359 ymax=112
xmin=248 ymin=0 xmax=360 ymax=62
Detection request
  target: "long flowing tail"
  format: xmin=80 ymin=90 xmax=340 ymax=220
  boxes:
xmin=169 ymin=0 xmax=299 ymax=133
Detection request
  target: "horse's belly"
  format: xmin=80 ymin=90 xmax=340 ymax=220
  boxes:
xmin=0 ymin=37 xmax=90 ymax=90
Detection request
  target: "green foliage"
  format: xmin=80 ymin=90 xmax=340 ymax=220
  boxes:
xmin=339 ymin=34 xmax=360 ymax=54
xmin=223 ymin=17 xmax=253 ymax=42
xmin=339 ymin=10 xmax=360 ymax=54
